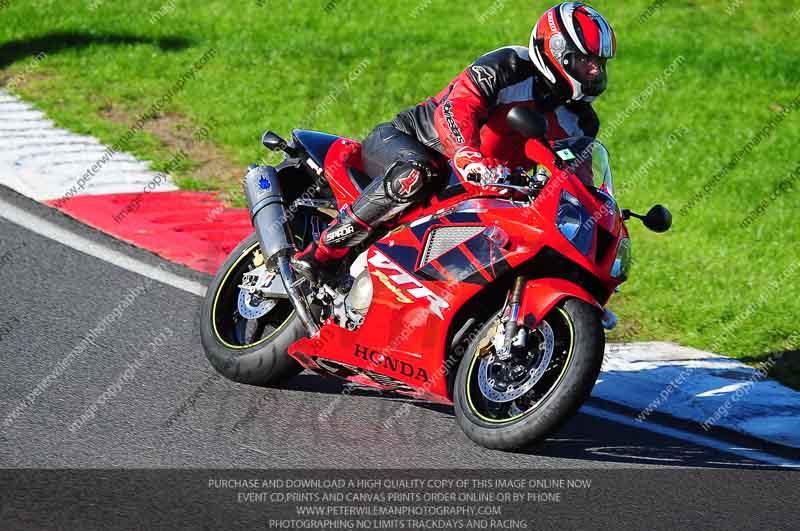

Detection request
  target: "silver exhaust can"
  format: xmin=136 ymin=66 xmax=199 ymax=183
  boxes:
xmin=242 ymin=165 xmax=320 ymax=336
xmin=242 ymin=165 xmax=294 ymax=266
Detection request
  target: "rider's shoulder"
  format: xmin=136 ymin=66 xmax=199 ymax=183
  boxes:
xmin=474 ymin=45 xmax=531 ymax=67
xmin=469 ymin=46 xmax=533 ymax=97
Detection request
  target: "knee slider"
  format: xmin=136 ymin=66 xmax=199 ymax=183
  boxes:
xmin=384 ymin=160 xmax=437 ymax=202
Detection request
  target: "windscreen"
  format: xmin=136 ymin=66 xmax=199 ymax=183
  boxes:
xmin=551 ymin=136 xmax=614 ymax=197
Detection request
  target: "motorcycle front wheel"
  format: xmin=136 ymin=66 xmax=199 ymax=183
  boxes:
xmin=453 ymin=298 xmax=604 ymax=450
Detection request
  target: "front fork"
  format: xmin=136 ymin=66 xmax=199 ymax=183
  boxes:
xmin=500 ymin=276 xmax=528 ymax=358
xmin=497 ymin=274 xmax=617 ymax=357
xmin=495 ymin=276 xmax=528 ymax=360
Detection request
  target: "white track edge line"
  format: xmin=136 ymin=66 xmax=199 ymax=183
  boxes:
xmin=0 ymin=197 xmax=207 ymax=297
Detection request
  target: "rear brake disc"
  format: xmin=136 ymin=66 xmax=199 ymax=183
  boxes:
xmin=237 ymin=291 xmax=277 ymax=320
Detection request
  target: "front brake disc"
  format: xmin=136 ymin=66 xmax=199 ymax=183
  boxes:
xmin=477 ymin=320 xmax=555 ymax=403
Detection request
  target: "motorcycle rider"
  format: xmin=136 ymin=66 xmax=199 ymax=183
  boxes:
xmin=292 ymin=2 xmax=616 ymax=282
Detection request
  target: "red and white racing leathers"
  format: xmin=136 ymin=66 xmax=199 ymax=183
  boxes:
xmin=292 ymin=45 xmax=602 ymax=279
xmin=392 ymin=45 xmax=600 ymax=174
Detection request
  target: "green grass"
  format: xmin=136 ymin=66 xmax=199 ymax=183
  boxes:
xmin=1 ymin=1 xmax=798 ymax=387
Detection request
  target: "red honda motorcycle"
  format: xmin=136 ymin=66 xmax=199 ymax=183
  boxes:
xmin=200 ymin=108 xmax=671 ymax=449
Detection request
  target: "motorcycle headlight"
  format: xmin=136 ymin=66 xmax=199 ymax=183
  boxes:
xmin=556 ymin=191 xmax=594 ymax=256
xmin=611 ymin=238 xmax=632 ymax=280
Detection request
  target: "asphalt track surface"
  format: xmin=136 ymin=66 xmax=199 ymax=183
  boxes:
xmin=0 ymin=185 xmax=795 ymax=470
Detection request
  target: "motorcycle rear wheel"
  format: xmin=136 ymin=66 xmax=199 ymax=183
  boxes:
xmin=200 ymin=232 xmax=306 ymax=387
xmin=453 ymin=298 xmax=604 ymax=450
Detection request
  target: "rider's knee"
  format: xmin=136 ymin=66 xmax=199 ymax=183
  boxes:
xmin=384 ymin=160 xmax=438 ymax=203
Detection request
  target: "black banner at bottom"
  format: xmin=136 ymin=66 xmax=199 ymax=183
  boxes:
xmin=1 ymin=469 xmax=797 ymax=530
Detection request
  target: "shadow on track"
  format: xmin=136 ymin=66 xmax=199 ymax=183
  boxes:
xmin=281 ymin=372 xmax=788 ymax=470
xmin=738 ymin=349 xmax=799 ymax=391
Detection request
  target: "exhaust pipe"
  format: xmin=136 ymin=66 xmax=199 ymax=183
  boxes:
xmin=243 ymin=166 xmax=319 ymax=336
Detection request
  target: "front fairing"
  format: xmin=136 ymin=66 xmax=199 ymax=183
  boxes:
xmin=289 ymin=182 xmax=626 ymax=403
xmin=397 ymin=152 xmax=629 ymax=298
xmin=526 ymin=137 xmax=629 ymax=294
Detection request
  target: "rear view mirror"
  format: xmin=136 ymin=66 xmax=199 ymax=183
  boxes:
xmin=622 ymin=205 xmax=672 ymax=233
xmin=507 ymin=107 xmax=548 ymax=139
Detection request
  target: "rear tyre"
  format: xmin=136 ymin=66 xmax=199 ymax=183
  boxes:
xmin=200 ymin=233 xmax=305 ymax=387
xmin=453 ymin=298 xmax=604 ymax=450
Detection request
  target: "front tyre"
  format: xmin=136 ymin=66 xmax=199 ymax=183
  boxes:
xmin=200 ymin=233 xmax=305 ymax=386
xmin=453 ymin=298 xmax=604 ymax=450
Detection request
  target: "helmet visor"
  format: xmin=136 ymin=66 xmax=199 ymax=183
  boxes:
xmin=563 ymin=51 xmax=608 ymax=97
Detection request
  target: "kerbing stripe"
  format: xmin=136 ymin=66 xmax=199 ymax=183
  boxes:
xmin=0 ymin=197 xmax=207 ymax=296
